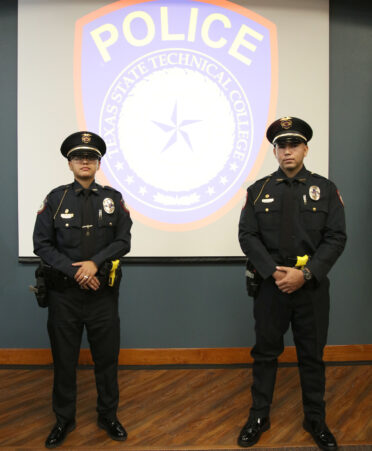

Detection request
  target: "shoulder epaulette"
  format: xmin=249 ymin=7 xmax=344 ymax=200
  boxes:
xmin=49 ymin=183 xmax=73 ymax=195
xmin=310 ymin=172 xmax=328 ymax=182
xmin=253 ymin=173 xmax=273 ymax=186
xmin=102 ymin=185 xmax=121 ymax=194
xmin=92 ymin=183 xmax=120 ymax=194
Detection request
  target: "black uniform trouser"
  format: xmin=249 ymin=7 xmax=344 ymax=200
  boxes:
xmin=250 ymin=276 xmax=330 ymax=423
xmin=47 ymin=286 xmax=120 ymax=424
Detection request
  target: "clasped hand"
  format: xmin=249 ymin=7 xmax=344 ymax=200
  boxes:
xmin=72 ymin=260 xmax=100 ymax=291
xmin=273 ymin=266 xmax=305 ymax=294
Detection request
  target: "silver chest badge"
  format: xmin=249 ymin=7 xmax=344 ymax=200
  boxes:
xmin=309 ymin=186 xmax=320 ymax=201
xmin=103 ymin=198 xmax=115 ymax=214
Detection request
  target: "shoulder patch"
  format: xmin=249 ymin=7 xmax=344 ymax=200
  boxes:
xmin=120 ymin=198 xmax=130 ymax=214
xmin=37 ymin=198 xmax=47 ymax=214
xmin=337 ymin=189 xmax=344 ymax=207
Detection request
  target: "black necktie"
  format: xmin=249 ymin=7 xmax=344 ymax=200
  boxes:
xmin=279 ymin=179 xmax=296 ymax=261
xmin=81 ymin=189 xmax=94 ymax=259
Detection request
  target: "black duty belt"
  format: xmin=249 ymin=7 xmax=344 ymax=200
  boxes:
xmin=275 ymin=255 xmax=311 ymax=268
xmin=43 ymin=263 xmax=120 ymax=292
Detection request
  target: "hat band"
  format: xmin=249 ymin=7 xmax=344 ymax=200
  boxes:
xmin=66 ymin=146 xmax=102 ymax=157
xmin=273 ymin=133 xmax=307 ymax=144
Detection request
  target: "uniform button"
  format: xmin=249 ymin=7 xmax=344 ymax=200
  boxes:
xmin=109 ymin=222 xmax=113 ymax=226
xmin=313 ymin=207 xmax=317 ymax=211
xmin=265 ymin=194 xmax=269 ymax=198
xmin=265 ymin=208 xmax=269 ymax=212
xmin=65 ymin=223 xmax=69 ymax=227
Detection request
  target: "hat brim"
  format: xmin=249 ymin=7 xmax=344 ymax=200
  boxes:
xmin=273 ymin=133 xmax=307 ymax=145
xmin=66 ymin=146 xmax=102 ymax=159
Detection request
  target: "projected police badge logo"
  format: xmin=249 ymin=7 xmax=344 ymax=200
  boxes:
xmin=75 ymin=0 xmax=277 ymax=229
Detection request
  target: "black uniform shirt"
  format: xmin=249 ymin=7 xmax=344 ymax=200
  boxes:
xmin=33 ymin=180 xmax=132 ymax=278
xmin=239 ymin=166 xmax=346 ymax=281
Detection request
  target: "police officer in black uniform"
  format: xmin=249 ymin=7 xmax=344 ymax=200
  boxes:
xmin=238 ymin=117 xmax=346 ymax=450
xmin=33 ymin=131 xmax=132 ymax=448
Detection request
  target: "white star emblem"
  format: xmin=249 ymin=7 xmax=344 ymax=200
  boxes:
xmin=125 ymin=175 xmax=134 ymax=185
xmin=230 ymin=162 xmax=239 ymax=172
xmin=153 ymin=102 xmax=201 ymax=153
xmin=115 ymin=162 xmax=124 ymax=171
xmin=220 ymin=176 xmax=228 ymax=185
xmin=139 ymin=186 xmax=147 ymax=196
xmin=206 ymin=186 xmax=215 ymax=196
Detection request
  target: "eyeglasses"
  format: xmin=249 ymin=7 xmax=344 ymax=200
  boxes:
xmin=70 ymin=156 xmax=99 ymax=163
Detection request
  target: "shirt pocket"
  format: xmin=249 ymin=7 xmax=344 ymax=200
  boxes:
xmin=254 ymin=201 xmax=281 ymax=230
xmin=97 ymin=213 xmax=117 ymax=243
xmin=300 ymin=201 xmax=328 ymax=231
xmin=54 ymin=215 xmax=82 ymax=249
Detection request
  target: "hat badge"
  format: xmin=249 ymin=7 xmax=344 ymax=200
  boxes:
xmin=81 ymin=133 xmax=92 ymax=144
xmin=280 ymin=117 xmax=292 ymax=130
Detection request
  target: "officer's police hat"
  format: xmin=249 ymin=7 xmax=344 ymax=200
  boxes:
xmin=266 ymin=117 xmax=313 ymax=145
xmin=60 ymin=131 xmax=106 ymax=160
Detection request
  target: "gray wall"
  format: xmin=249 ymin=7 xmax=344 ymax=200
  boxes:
xmin=0 ymin=0 xmax=371 ymax=349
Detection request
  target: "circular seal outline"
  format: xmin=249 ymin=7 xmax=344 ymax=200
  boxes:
xmin=99 ymin=47 xmax=254 ymax=214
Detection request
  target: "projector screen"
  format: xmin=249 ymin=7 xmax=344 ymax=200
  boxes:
xmin=18 ymin=0 xmax=329 ymax=258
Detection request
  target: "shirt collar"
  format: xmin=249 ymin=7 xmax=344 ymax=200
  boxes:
xmin=275 ymin=166 xmax=309 ymax=184
xmin=73 ymin=180 xmax=100 ymax=195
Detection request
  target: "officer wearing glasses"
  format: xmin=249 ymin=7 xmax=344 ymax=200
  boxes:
xmin=33 ymin=131 xmax=132 ymax=448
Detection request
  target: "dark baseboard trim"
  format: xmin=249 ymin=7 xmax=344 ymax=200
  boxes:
xmin=0 ymin=345 xmax=371 ymax=366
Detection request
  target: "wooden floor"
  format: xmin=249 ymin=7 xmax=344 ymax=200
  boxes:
xmin=0 ymin=364 xmax=371 ymax=450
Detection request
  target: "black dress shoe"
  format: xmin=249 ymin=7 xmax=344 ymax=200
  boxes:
xmin=303 ymin=419 xmax=338 ymax=450
xmin=45 ymin=420 xmax=76 ymax=448
xmin=98 ymin=416 xmax=127 ymax=441
xmin=237 ymin=417 xmax=270 ymax=447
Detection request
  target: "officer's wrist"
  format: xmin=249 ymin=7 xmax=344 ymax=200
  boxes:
xmin=301 ymin=267 xmax=312 ymax=282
